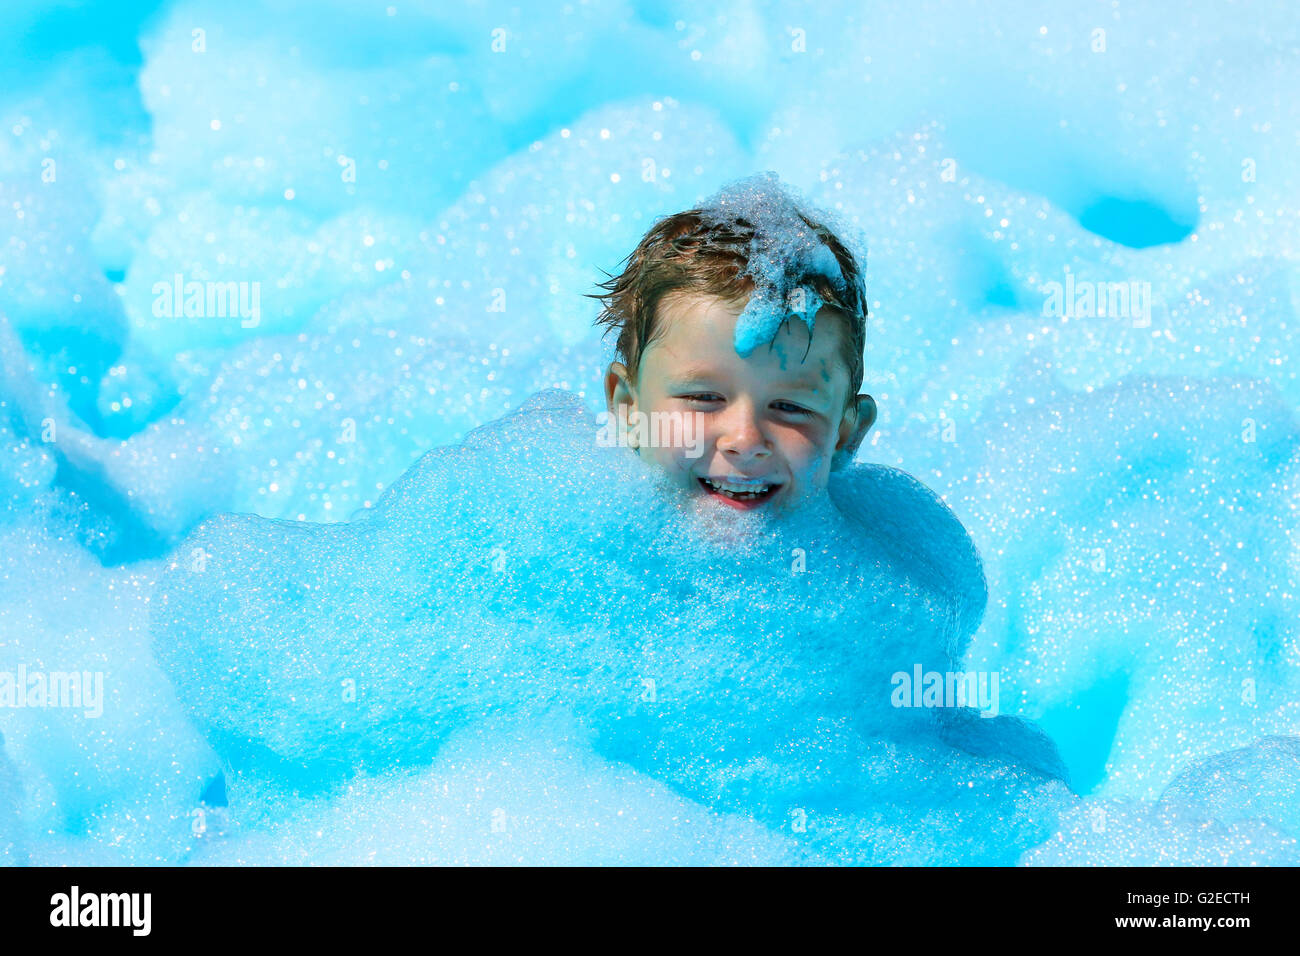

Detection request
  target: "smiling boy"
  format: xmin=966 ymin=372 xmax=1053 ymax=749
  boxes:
xmin=588 ymin=175 xmax=1069 ymax=786
xmin=593 ymin=185 xmax=877 ymax=516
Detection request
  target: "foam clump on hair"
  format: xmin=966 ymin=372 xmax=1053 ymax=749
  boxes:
xmin=695 ymin=171 xmax=858 ymax=355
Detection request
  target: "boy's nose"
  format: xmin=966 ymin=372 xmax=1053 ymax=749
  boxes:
xmin=716 ymin=403 xmax=772 ymax=461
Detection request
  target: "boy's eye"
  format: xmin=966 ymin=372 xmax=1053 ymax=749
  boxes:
xmin=680 ymin=393 xmax=723 ymax=403
xmin=772 ymin=401 xmax=812 ymax=416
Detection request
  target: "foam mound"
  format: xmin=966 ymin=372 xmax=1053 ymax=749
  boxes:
xmin=152 ymin=389 xmax=1072 ymax=863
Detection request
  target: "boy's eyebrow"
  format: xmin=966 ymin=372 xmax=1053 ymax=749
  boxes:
xmin=767 ymin=372 xmax=838 ymax=399
xmin=666 ymin=365 xmax=722 ymax=382
xmin=779 ymin=375 xmax=828 ymax=392
xmin=668 ymin=366 xmax=832 ymax=393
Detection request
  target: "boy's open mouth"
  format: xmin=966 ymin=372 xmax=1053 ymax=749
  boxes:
xmin=696 ymin=475 xmax=783 ymax=509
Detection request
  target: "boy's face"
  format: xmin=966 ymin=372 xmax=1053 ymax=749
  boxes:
xmin=604 ymin=291 xmax=876 ymax=515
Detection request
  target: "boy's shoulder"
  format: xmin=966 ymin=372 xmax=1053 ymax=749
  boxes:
xmin=828 ymin=462 xmax=988 ymax=650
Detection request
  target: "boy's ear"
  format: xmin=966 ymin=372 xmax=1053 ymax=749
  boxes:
xmin=832 ymin=393 xmax=877 ymax=470
xmin=605 ymin=362 xmax=636 ymax=414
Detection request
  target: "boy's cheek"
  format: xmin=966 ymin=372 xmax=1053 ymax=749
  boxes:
xmin=681 ymin=429 xmax=709 ymax=461
xmin=797 ymin=452 xmax=834 ymax=491
xmin=656 ymin=448 xmax=700 ymax=485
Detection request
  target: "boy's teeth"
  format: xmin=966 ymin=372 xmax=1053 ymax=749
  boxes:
xmin=702 ymin=477 xmax=775 ymax=498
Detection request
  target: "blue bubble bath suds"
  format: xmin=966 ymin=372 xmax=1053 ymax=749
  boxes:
xmin=0 ymin=0 xmax=1298 ymax=866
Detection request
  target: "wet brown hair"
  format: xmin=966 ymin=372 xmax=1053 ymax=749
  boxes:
xmin=588 ymin=208 xmax=867 ymax=410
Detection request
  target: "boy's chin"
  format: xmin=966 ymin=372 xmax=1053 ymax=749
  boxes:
xmin=681 ymin=495 xmax=774 ymax=549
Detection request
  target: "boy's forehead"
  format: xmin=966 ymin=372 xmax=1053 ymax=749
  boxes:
xmin=650 ymin=291 xmax=850 ymax=376
xmin=655 ymin=290 xmax=746 ymax=331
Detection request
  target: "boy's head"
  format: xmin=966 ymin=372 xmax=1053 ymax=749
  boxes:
xmin=592 ymin=180 xmax=876 ymax=515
